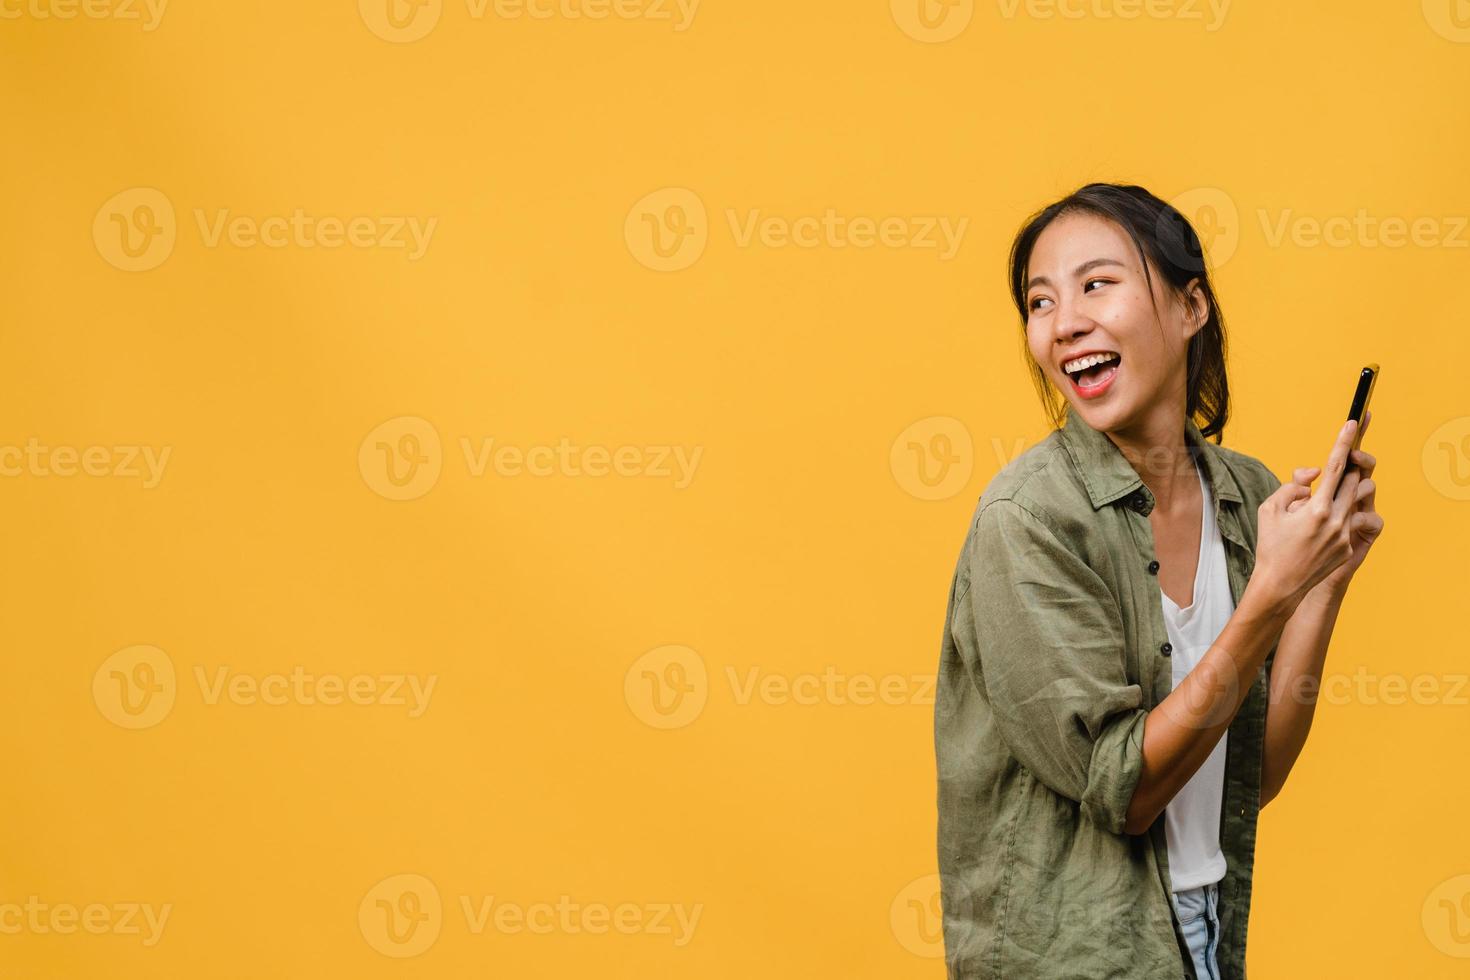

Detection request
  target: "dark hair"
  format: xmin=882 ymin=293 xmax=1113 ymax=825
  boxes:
xmin=1006 ymin=182 xmax=1229 ymax=443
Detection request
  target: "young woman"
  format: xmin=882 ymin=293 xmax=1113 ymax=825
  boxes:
xmin=934 ymin=183 xmax=1383 ymax=979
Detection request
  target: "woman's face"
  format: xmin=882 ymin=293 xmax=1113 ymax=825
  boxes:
xmin=1023 ymin=210 xmax=1205 ymax=434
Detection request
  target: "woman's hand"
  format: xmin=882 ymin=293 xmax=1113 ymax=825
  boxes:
xmin=1284 ymin=410 xmax=1383 ymax=605
xmin=1251 ymin=415 xmax=1371 ymax=613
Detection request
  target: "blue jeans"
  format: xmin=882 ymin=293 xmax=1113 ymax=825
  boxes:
xmin=1171 ymin=882 xmax=1221 ymax=980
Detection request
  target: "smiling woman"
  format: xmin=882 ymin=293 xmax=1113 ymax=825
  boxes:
xmin=1009 ymin=184 xmax=1229 ymax=439
xmin=934 ymin=183 xmax=1383 ymax=979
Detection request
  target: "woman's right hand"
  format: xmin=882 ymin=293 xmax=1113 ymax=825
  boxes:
xmin=1251 ymin=418 xmax=1363 ymax=612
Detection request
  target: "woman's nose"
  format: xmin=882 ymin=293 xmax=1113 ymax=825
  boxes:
xmin=1052 ymin=298 xmax=1095 ymax=342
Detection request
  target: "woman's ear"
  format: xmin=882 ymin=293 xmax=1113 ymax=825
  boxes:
xmin=1182 ymin=278 xmax=1209 ymax=339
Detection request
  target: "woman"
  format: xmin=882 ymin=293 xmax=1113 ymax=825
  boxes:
xmin=934 ymin=183 xmax=1383 ymax=979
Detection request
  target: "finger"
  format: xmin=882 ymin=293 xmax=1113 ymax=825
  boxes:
xmin=1350 ymin=509 xmax=1384 ymax=541
xmin=1349 ymin=410 xmax=1372 ymax=462
xmin=1269 ymin=481 xmax=1305 ymax=510
xmin=1280 ymin=483 xmax=1311 ymax=511
xmin=1355 ymin=476 xmax=1376 ymax=510
xmin=1317 ymin=418 xmax=1358 ymax=507
xmin=1331 ymin=464 xmax=1362 ymax=521
xmin=1292 ymin=466 xmax=1322 ymax=486
xmin=1348 ymin=449 xmax=1376 ymax=480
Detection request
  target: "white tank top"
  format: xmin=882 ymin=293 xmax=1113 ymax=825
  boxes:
xmin=1159 ymin=458 xmax=1231 ymax=892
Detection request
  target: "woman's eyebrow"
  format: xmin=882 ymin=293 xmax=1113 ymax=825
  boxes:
xmin=1026 ymin=257 xmax=1127 ymax=291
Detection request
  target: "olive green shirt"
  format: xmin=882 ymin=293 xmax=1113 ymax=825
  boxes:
xmin=935 ymin=403 xmax=1284 ymax=979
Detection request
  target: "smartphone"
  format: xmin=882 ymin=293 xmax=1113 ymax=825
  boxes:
xmin=1344 ymin=363 xmax=1378 ymax=476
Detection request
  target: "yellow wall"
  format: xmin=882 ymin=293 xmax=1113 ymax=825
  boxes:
xmin=3 ymin=1 xmax=1467 ymax=976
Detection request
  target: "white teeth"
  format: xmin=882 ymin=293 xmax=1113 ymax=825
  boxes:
xmin=1063 ymin=351 xmax=1120 ymax=374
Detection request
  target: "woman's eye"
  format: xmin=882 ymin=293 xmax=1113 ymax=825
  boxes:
xmin=1029 ymin=296 xmax=1052 ymax=311
xmin=1085 ymin=278 xmax=1112 ymax=292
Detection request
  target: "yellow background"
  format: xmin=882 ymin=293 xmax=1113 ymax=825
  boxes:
xmin=3 ymin=0 xmax=1469 ymax=976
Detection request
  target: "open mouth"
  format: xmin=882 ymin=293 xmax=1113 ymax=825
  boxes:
xmin=1063 ymin=352 xmax=1121 ymax=395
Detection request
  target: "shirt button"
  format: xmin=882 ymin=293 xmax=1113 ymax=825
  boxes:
xmin=1131 ymin=495 xmax=1147 ymax=512
xmin=1160 ymin=642 xmax=1173 ymax=656
xmin=1147 ymin=560 xmax=1160 ymax=574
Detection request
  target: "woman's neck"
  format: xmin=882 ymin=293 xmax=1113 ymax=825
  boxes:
xmin=1104 ymin=407 xmax=1198 ymax=514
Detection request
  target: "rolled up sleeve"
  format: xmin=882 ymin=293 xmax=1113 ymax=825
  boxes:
xmin=967 ymin=498 xmax=1147 ymax=834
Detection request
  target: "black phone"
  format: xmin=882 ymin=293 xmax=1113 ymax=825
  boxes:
xmin=1345 ymin=363 xmax=1378 ymax=474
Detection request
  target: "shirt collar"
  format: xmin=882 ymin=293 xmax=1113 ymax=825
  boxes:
xmin=1058 ymin=402 xmax=1243 ymax=512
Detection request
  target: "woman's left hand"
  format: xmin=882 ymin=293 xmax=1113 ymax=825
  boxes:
xmin=1286 ymin=410 xmax=1383 ymax=605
